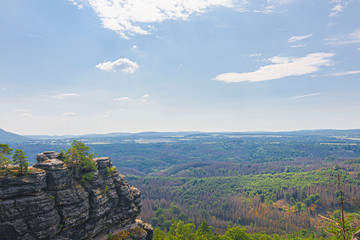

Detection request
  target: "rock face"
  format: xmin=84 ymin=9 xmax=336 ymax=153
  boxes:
xmin=0 ymin=152 xmax=153 ymax=240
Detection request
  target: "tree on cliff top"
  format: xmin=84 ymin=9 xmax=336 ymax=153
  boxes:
xmin=64 ymin=140 xmax=97 ymax=181
xmin=12 ymin=149 xmax=28 ymax=175
xmin=0 ymin=143 xmax=12 ymax=172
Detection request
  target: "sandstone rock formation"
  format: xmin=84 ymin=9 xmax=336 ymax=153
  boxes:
xmin=0 ymin=151 xmax=153 ymax=240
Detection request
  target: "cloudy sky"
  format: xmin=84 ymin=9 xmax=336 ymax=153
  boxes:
xmin=0 ymin=0 xmax=359 ymax=135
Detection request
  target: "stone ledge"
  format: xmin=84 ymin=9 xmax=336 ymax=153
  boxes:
xmin=0 ymin=171 xmax=47 ymax=199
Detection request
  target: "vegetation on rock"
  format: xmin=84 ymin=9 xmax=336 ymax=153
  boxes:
xmin=0 ymin=143 xmax=29 ymax=175
xmin=12 ymin=149 xmax=29 ymax=175
xmin=0 ymin=147 xmax=149 ymax=240
xmin=63 ymin=140 xmax=97 ymax=183
xmin=0 ymin=143 xmax=12 ymax=172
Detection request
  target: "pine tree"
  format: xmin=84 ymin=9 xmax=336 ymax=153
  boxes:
xmin=0 ymin=143 xmax=13 ymax=172
xmin=12 ymin=149 xmax=28 ymax=175
xmin=64 ymin=140 xmax=97 ymax=182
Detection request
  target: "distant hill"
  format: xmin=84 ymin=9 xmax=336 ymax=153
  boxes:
xmin=3 ymin=128 xmax=360 ymax=144
xmin=290 ymin=129 xmax=360 ymax=137
xmin=0 ymin=128 xmax=29 ymax=143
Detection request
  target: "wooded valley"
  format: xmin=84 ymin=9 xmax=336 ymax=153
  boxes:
xmin=2 ymin=129 xmax=360 ymax=238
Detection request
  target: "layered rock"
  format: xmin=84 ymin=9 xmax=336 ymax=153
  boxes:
xmin=0 ymin=152 xmax=152 ymax=240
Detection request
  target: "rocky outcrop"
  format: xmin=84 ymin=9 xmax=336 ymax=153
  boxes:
xmin=0 ymin=151 xmax=153 ymax=240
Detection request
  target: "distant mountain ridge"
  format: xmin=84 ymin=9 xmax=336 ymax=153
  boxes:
xmin=0 ymin=128 xmax=29 ymax=142
xmin=24 ymin=131 xmax=202 ymax=141
xmin=25 ymin=129 xmax=360 ymax=139
xmin=1 ymin=128 xmax=360 ymax=143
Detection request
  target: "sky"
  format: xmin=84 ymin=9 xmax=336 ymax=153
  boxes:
xmin=0 ymin=0 xmax=360 ymax=135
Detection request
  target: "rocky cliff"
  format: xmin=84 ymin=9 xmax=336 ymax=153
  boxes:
xmin=0 ymin=151 xmax=152 ymax=240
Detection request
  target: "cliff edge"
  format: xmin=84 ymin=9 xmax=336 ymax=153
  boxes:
xmin=0 ymin=151 xmax=153 ymax=240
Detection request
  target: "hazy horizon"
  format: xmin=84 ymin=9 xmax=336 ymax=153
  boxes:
xmin=2 ymin=127 xmax=360 ymax=137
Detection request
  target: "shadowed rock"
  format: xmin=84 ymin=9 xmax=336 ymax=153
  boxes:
xmin=0 ymin=152 xmax=152 ymax=240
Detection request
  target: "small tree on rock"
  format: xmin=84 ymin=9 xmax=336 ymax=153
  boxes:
xmin=64 ymin=140 xmax=97 ymax=182
xmin=12 ymin=149 xmax=28 ymax=175
xmin=0 ymin=144 xmax=13 ymax=172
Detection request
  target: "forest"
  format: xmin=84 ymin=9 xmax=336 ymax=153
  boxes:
xmin=127 ymin=164 xmax=360 ymax=236
xmin=2 ymin=129 xmax=360 ymax=238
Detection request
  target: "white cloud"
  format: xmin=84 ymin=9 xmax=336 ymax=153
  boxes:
xmin=114 ymin=97 xmax=132 ymax=102
xmin=290 ymin=44 xmax=306 ymax=48
xmin=291 ymin=92 xmax=320 ymax=100
xmin=330 ymin=4 xmax=344 ymax=17
xmin=253 ymin=7 xmax=274 ymax=14
xmin=71 ymin=0 xmax=243 ymax=38
xmin=213 ymin=52 xmax=334 ymax=83
xmin=325 ymin=29 xmax=360 ymax=46
xmin=254 ymin=0 xmax=295 ymax=14
xmin=114 ymin=95 xmax=149 ymax=103
xmin=132 ymin=45 xmax=138 ymax=49
xmin=327 ymin=70 xmax=360 ymax=77
xmin=267 ymin=0 xmax=294 ymax=5
xmin=63 ymin=112 xmax=76 ymax=116
xmin=288 ymin=34 xmax=313 ymax=43
xmin=329 ymin=0 xmax=351 ymax=17
xmin=69 ymin=0 xmax=84 ymax=9
xmin=248 ymin=53 xmax=262 ymax=57
xmin=96 ymin=58 xmax=139 ymax=73
xmin=141 ymin=94 xmax=150 ymax=102
xmin=47 ymin=93 xmax=78 ymax=99
xmin=27 ymin=34 xmax=43 ymax=39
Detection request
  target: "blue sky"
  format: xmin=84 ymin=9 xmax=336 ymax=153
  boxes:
xmin=0 ymin=0 xmax=359 ymax=135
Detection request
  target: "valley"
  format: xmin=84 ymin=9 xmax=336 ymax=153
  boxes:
xmin=2 ymin=128 xmax=360 ymax=238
